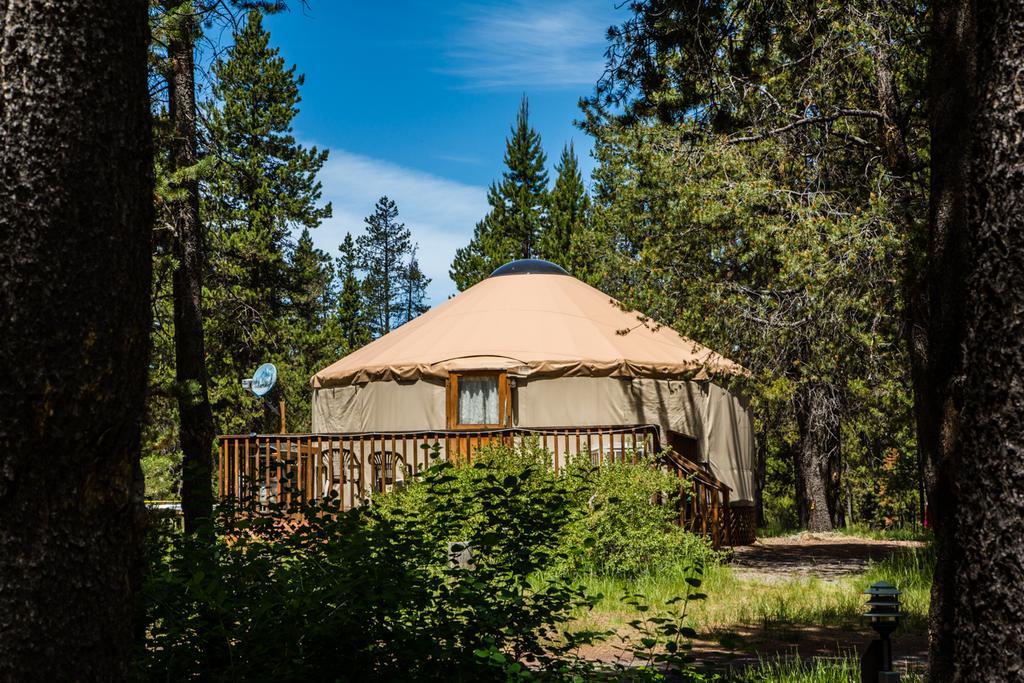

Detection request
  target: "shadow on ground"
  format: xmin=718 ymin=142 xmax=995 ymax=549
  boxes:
xmin=729 ymin=533 xmax=925 ymax=582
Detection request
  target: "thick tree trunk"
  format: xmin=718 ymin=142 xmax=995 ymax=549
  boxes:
xmin=0 ymin=1 xmax=152 ymax=679
xmin=794 ymin=383 xmax=842 ymax=532
xmin=923 ymin=1 xmax=1024 ymax=679
xmin=167 ymin=4 xmax=216 ymax=533
xmin=793 ymin=441 xmax=808 ymax=527
xmin=918 ymin=1 xmax=977 ymax=680
xmin=754 ymin=425 xmax=768 ymax=527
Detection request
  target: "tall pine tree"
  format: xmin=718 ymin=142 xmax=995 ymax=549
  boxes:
xmin=289 ymin=228 xmax=335 ymax=330
xmin=336 ymin=232 xmax=372 ymax=351
xmin=160 ymin=0 xmax=217 ymax=532
xmin=0 ymin=0 xmax=151 ymax=674
xmin=202 ymin=10 xmax=331 ymax=433
xmin=582 ymin=0 xmax=929 ymax=531
xmin=541 ymin=141 xmax=589 ymax=272
xmin=356 ymin=196 xmax=412 ymax=336
xmin=401 ymin=246 xmax=431 ymax=325
xmin=283 ymin=228 xmax=337 ymax=422
xmin=450 ymin=96 xmax=548 ymax=290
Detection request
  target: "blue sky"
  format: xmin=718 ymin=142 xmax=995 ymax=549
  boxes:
xmin=260 ymin=1 xmax=624 ymax=302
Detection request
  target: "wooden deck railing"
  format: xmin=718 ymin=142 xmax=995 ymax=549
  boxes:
xmin=664 ymin=450 xmax=732 ymax=548
xmin=217 ymin=424 xmax=732 ymax=546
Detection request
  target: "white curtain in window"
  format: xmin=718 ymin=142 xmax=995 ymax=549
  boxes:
xmin=458 ymin=376 xmax=499 ymax=425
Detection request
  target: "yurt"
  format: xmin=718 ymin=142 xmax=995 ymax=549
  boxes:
xmin=310 ymin=259 xmax=756 ymax=535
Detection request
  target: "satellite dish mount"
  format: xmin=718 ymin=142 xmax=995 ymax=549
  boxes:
xmin=242 ymin=363 xmax=286 ymax=433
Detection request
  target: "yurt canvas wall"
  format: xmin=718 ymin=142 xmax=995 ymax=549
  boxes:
xmin=312 ymin=380 xmax=446 ymax=433
xmin=311 ymin=375 xmax=756 ymax=504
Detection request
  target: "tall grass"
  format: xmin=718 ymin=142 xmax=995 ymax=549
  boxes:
xmin=710 ymin=544 xmax=932 ymax=633
xmin=724 ymin=655 xmax=923 ymax=682
xmin=563 ymin=562 xmax=723 ymax=634
xmin=858 ymin=544 xmax=933 ymax=630
xmin=572 ymin=544 xmax=934 ymax=635
xmin=841 ymin=523 xmax=931 ymax=543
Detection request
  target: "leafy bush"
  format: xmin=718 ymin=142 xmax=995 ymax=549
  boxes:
xmin=560 ymin=455 xmax=720 ymax=578
xmin=376 ymin=444 xmax=718 ymax=581
xmin=140 ymin=450 xmax=179 ymax=501
xmin=135 ymin=443 xmax=715 ymax=680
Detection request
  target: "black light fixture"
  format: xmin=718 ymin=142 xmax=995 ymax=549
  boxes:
xmin=861 ymin=581 xmax=903 ymax=682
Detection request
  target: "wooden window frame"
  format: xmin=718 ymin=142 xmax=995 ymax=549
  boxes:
xmin=446 ymin=371 xmax=511 ymax=430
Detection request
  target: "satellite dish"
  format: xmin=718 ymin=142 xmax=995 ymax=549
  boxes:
xmin=249 ymin=363 xmax=277 ymax=397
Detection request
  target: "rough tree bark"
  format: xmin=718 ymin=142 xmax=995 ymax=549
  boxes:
xmin=753 ymin=424 xmax=768 ymax=527
xmin=0 ymin=1 xmax=152 ymax=679
xmin=793 ymin=442 xmax=808 ymax=527
xmin=917 ymin=0 xmax=976 ymax=679
xmin=166 ymin=1 xmax=216 ymax=533
xmin=923 ymin=1 xmax=1024 ymax=680
xmin=921 ymin=0 xmax=974 ymax=679
xmin=794 ymin=383 xmax=842 ymax=532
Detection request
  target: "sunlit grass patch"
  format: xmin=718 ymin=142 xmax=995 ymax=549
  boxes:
xmin=723 ymin=655 xmax=923 ymax=682
xmin=840 ymin=523 xmax=931 ymax=543
xmin=571 ymin=544 xmax=933 ymax=637
xmin=757 ymin=522 xmax=930 ymax=543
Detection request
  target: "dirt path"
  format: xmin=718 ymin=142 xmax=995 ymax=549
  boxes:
xmin=691 ymin=626 xmax=928 ymax=677
xmin=728 ymin=532 xmax=924 ymax=583
xmin=580 ymin=534 xmax=929 ymax=677
xmin=692 ymin=533 xmax=929 ymax=676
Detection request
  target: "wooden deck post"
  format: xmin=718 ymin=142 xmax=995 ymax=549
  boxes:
xmin=721 ymin=487 xmax=732 ymax=547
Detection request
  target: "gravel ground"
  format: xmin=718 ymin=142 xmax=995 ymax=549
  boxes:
xmin=728 ymin=532 xmax=925 ymax=583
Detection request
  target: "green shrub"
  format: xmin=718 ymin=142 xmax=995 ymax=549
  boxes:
xmin=137 ymin=453 xmax=590 ymax=680
xmin=135 ymin=444 xmax=714 ymax=680
xmin=377 ymin=443 xmax=719 ymax=581
xmin=140 ymin=451 xmax=179 ymax=501
xmin=560 ymin=455 xmax=720 ymax=579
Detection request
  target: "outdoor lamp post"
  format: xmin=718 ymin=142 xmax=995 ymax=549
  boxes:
xmin=861 ymin=581 xmax=902 ymax=682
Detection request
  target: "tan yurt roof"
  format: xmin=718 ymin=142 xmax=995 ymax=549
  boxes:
xmin=312 ymin=260 xmax=744 ymax=387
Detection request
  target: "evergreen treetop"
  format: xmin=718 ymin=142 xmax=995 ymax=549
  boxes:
xmin=200 ymin=9 xmax=332 ymax=435
xmin=205 ymin=10 xmax=331 ymax=243
xmin=497 ymin=95 xmax=548 ymax=259
xmin=450 ymin=96 xmax=550 ymax=290
xmin=337 ymin=232 xmax=372 ymax=351
xmin=289 ymin=228 xmax=335 ymax=324
xmin=541 ymin=141 xmax=589 ymax=272
xmin=356 ymin=196 xmax=412 ymax=335
xmin=401 ymin=246 xmax=431 ymax=323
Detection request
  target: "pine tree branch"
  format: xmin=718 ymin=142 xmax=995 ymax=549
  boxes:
xmin=726 ymin=109 xmax=885 ymax=145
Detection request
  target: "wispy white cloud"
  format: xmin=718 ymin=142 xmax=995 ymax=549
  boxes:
xmin=437 ymin=153 xmax=484 ymax=165
xmin=308 ymin=148 xmax=489 ymax=304
xmin=442 ymin=1 xmax=611 ymax=90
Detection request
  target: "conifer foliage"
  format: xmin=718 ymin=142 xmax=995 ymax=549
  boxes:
xmin=142 ymin=12 xmax=433 ymax=497
xmin=336 ymin=232 xmax=372 ymax=352
xmin=451 ymin=96 xmax=563 ymax=289
xmin=542 ymin=141 xmax=590 ymax=272
xmin=401 ymin=247 xmax=431 ymax=323
xmin=356 ymin=196 xmax=413 ymax=335
xmin=578 ymin=0 xmax=928 ymax=531
xmin=202 ymin=10 xmax=333 ymax=435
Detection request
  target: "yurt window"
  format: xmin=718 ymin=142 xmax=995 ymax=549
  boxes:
xmin=447 ymin=372 xmax=509 ymax=428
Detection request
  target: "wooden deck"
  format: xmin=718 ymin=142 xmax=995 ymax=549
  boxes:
xmin=217 ymin=424 xmax=735 ymax=547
